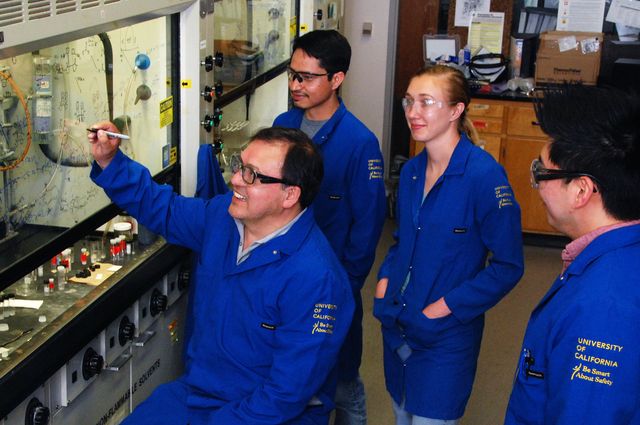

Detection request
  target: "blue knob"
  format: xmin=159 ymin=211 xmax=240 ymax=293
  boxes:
xmin=135 ymin=53 xmax=151 ymax=70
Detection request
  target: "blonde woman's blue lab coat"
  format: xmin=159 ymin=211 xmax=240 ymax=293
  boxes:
xmin=374 ymin=136 xmax=524 ymax=419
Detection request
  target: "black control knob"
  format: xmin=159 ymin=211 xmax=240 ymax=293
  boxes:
xmin=315 ymin=9 xmax=323 ymax=20
xmin=201 ymin=108 xmax=223 ymax=133
xmin=213 ymin=137 xmax=224 ymax=155
xmin=25 ymin=397 xmax=50 ymax=425
xmin=201 ymin=85 xmax=214 ymax=103
xmin=118 ymin=315 xmax=136 ymax=346
xmin=201 ymin=55 xmax=213 ymax=72
xmin=212 ymin=107 xmax=223 ymax=127
xmin=214 ymin=51 xmax=224 ymax=67
xmin=201 ymin=115 xmax=214 ymax=132
xmin=82 ymin=347 xmax=103 ymax=380
xmin=150 ymin=288 xmax=168 ymax=317
xmin=200 ymin=52 xmax=224 ymax=72
xmin=214 ymin=80 xmax=224 ymax=98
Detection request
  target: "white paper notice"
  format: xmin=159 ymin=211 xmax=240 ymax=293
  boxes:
xmin=468 ymin=12 xmax=505 ymax=54
xmin=606 ymin=0 xmax=640 ymax=28
xmin=557 ymin=0 xmax=606 ymax=32
xmin=455 ymin=0 xmax=490 ymax=27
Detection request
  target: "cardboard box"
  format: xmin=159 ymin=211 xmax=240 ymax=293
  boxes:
xmin=535 ymin=31 xmax=603 ymax=85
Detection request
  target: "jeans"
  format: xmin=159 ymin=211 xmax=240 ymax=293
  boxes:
xmin=392 ymin=399 xmax=460 ymax=425
xmin=333 ymin=375 xmax=367 ymax=425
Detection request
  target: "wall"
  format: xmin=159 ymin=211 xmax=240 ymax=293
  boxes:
xmin=341 ymin=0 xmax=398 ymax=170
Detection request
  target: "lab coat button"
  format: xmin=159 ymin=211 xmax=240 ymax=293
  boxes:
xmin=402 ymin=303 xmax=406 ymax=308
xmin=273 ymin=250 xmax=278 ymax=255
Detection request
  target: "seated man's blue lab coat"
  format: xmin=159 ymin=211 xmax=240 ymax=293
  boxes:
xmin=91 ymin=150 xmax=355 ymax=425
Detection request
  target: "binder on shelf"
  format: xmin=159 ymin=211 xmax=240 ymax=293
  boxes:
xmin=510 ymin=33 xmax=538 ymax=78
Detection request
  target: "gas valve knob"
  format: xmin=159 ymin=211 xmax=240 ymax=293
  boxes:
xmin=200 ymin=52 xmax=224 ymax=72
xmin=118 ymin=315 xmax=136 ymax=346
xmin=201 ymin=108 xmax=222 ymax=132
xmin=201 ymin=86 xmax=214 ymax=103
xmin=314 ymin=9 xmax=323 ymax=20
xmin=150 ymin=288 xmax=168 ymax=317
xmin=213 ymin=137 xmax=224 ymax=155
xmin=214 ymin=51 xmax=224 ymax=67
xmin=82 ymin=347 xmax=104 ymax=380
xmin=214 ymin=80 xmax=224 ymax=98
xmin=201 ymin=115 xmax=214 ymax=132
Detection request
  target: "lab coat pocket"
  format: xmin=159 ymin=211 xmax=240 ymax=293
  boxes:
xmin=233 ymin=311 xmax=278 ymax=368
xmin=373 ymin=297 xmax=395 ymax=328
xmin=314 ymin=189 xmax=346 ymax=219
xmin=443 ymin=225 xmax=472 ymax=254
xmin=509 ymin=348 xmax=547 ymax=423
xmin=405 ymin=312 xmax=454 ymax=348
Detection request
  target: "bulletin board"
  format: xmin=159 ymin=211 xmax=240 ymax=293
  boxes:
xmin=447 ymin=0 xmax=513 ymax=56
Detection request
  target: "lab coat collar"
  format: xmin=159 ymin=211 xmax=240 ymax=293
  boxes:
xmin=408 ymin=134 xmax=473 ymax=220
xmin=284 ymin=98 xmax=347 ymax=146
xmin=223 ymin=206 xmax=316 ymax=276
xmin=564 ymin=223 xmax=640 ymax=277
xmin=533 ymin=224 xmax=640 ymax=313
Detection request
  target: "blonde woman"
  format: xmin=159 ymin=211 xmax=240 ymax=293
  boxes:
xmin=373 ymin=65 xmax=524 ymax=425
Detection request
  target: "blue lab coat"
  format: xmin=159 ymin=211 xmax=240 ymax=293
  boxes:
xmin=505 ymin=224 xmax=640 ymax=425
xmin=374 ymin=135 xmax=524 ymax=419
xmin=274 ymin=99 xmax=387 ymax=380
xmin=91 ymin=151 xmax=355 ymax=425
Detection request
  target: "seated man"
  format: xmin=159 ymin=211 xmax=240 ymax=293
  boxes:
xmin=505 ymin=84 xmax=640 ymax=424
xmin=88 ymin=124 xmax=355 ymax=425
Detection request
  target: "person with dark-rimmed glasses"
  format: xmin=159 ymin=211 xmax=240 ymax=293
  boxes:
xmin=505 ymin=84 xmax=640 ymax=425
xmin=275 ymin=29 xmax=387 ymax=425
xmin=88 ymin=124 xmax=355 ymax=424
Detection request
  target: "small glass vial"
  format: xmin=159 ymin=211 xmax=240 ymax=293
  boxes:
xmin=48 ymin=277 xmax=55 ymax=293
xmin=117 ymin=235 xmax=124 ymax=252
xmin=57 ymin=265 xmax=66 ymax=291
xmin=50 ymin=255 xmax=58 ymax=274
xmin=110 ymin=239 xmax=116 ymax=260
xmin=20 ymin=276 xmax=33 ymax=297
xmin=80 ymin=248 xmax=88 ymax=265
xmin=62 ymin=248 xmax=72 ymax=269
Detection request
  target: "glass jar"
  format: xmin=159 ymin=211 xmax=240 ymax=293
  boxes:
xmin=113 ymin=222 xmax=133 ymax=242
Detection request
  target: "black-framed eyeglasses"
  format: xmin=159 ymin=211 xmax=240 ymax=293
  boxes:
xmin=287 ymin=67 xmax=329 ymax=84
xmin=230 ymin=153 xmax=293 ymax=186
xmin=530 ymin=158 xmax=601 ymax=191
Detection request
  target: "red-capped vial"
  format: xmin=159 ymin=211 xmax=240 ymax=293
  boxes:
xmin=50 ymin=255 xmax=58 ymax=273
xmin=80 ymin=248 xmax=88 ymax=265
xmin=110 ymin=239 xmax=117 ymax=259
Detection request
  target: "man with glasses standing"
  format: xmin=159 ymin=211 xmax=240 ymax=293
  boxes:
xmin=88 ymin=124 xmax=355 ymax=425
xmin=505 ymin=85 xmax=640 ymax=425
xmin=274 ymin=29 xmax=386 ymax=425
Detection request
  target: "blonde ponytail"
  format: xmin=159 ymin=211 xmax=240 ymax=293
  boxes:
xmin=461 ymin=116 xmax=479 ymax=145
